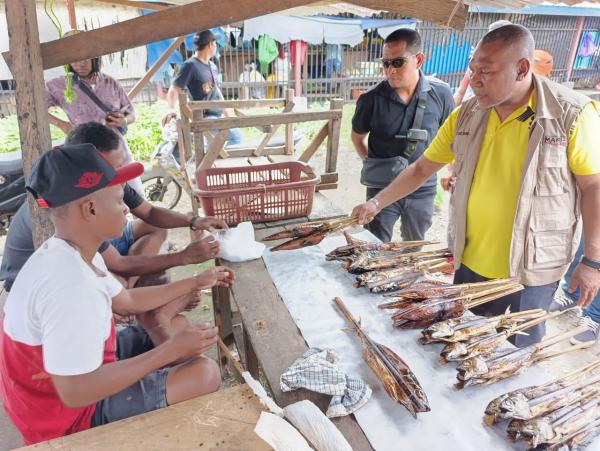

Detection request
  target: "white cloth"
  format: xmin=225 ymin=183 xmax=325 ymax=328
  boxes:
xmin=214 ymin=222 xmax=265 ymax=262
xmin=3 ymin=237 xmax=123 ymax=375
xmin=243 ymin=15 xmax=364 ymax=46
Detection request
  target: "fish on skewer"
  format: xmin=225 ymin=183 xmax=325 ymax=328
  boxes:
xmin=268 ymin=216 xmax=359 ymax=252
xmin=391 ymin=282 xmax=524 ymax=329
xmin=333 ymin=297 xmax=430 ymax=417
xmin=456 ymin=328 xmax=594 ymax=389
xmin=345 ymin=249 xmax=452 ymax=274
xmin=484 ymin=360 xmax=600 ymax=426
xmin=439 ymin=309 xmax=571 ymax=364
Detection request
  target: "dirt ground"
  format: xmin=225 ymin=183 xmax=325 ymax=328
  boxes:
xmin=0 ymin=142 xmax=595 ymax=449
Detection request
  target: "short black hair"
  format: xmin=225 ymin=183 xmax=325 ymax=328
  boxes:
xmin=194 ymin=30 xmax=216 ymax=51
xmin=66 ymin=122 xmax=120 ymax=153
xmin=384 ymin=28 xmax=422 ymax=53
xmin=480 ymin=24 xmax=535 ymax=59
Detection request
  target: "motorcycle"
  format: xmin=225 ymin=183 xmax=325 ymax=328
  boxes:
xmin=0 ymin=150 xmax=26 ymax=236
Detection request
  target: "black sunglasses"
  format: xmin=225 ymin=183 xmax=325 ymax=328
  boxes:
xmin=382 ymin=56 xmax=413 ymax=69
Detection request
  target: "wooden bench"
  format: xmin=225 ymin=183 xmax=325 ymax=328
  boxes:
xmin=18 ymin=385 xmax=268 ymax=450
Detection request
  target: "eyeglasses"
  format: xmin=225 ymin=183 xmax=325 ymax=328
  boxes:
xmin=382 ymin=56 xmax=414 ymax=69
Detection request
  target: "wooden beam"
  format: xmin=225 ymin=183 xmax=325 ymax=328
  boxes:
xmin=298 ymin=123 xmax=328 ymax=163
xmin=284 ymin=88 xmax=295 ymax=155
xmin=191 ymin=110 xmax=342 ymax=132
xmin=326 ymin=98 xmax=343 ymax=174
xmin=92 ymin=0 xmax=168 ymax=11
xmin=3 ymin=0 xmax=315 ymax=70
xmin=346 ymin=0 xmax=467 ymax=29
xmin=65 ymin=0 xmax=77 ymax=30
xmin=189 ymin=99 xmax=286 ymax=110
xmin=253 ymin=100 xmax=294 ymax=156
xmin=128 ymin=35 xmax=185 ymax=99
xmin=5 ymin=0 xmax=54 ymax=246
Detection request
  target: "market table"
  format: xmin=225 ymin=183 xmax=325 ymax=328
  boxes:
xmin=216 ymin=192 xmax=373 ymax=450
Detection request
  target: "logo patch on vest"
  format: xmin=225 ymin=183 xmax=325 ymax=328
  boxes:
xmin=543 ymin=136 xmax=567 ymax=146
xmin=456 ymin=131 xmax=470 ymax=136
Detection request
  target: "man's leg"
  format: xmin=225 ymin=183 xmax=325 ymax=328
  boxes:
xmin=398 ymin=193 xmax=435 ymax=242
xmin=126 ymin=219 xmax=168 ymax=287
xmin=364 ymin=187 xmax=401 ymax=243
xmin=551 ymin=234 xmax=584 ymax=311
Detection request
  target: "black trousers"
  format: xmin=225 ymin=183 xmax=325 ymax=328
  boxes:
xmin=454 ymin=264 xmax=558 ymax=347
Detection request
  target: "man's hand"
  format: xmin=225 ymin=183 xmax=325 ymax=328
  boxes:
xmin=195 ymin=266 xmax=235 ymax=290
xmin=569 ymin=263 xmax=600 ymax=308
xmin=181 ymin=236 xmax=220 ymax=264
xmin=170 ymin=323 xmax=218 ymax=360
xmin=105 ymin=112 xmax=127 ymax=129
xmin=440 ymin=174 xmax=456 ymax=192
xmin=351 ymin=200 xmax=379 ymax=225
xmin=162 ymin=112 xmax=178 ymax=127
xmin=192 ymin=216 xmax=228 ymax=231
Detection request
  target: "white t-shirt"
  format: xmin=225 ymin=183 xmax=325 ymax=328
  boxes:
xmin=3 ymin=237 xmax=123 ymax=376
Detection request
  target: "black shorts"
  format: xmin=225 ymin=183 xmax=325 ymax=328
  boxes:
xmin=91 ymin=325 xmax=169 ymax=427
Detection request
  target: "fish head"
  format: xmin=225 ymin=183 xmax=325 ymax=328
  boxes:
xmin=457 ymin=356 xmax=488 ymax=380
xmin=485 ymin=393 xmax=509 ymax=416
xmin=498 ymin=393 xmax=532 ymax=420
xmin=443 ymin=342 xmax=468 ymax=360
xmin=429 ymin=322 xmax=455 ymax=339
xmin=519 ymin=419 xmax=554 ymax=448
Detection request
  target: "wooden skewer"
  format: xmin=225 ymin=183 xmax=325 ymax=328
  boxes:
xmin=512 ymin=309 xmax=574 ymax=333
xmin=537 ymin=326 xmax=590 ymax=350
xmin=217 ymin=337 xmax=245 ymax=375
xmin=535 ymin=340 xmax=595 ymax=361
xmin=465 ymin=283 xmax=524 ymax=309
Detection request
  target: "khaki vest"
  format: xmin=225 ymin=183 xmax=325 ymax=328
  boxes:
xmin=449 ymin=75 xmax=589 ymax=286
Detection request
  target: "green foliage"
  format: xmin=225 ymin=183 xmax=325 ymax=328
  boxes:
xmin=125 ymin=102 xmax=169 ymax=161
xmin=0 ymin=114 xmax=67 ymax=153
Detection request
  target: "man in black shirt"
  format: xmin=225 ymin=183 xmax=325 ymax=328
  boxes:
xmin=165 ymin=30 xmax=242 ymax=144
xmin=0 ymin=123 xmax=227 ymax=291
xmin=351 ymin=29 xmax=454 ymax=243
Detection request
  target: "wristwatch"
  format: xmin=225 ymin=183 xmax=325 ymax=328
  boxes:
xmin=369 ymin=197 xmax=381 ymax=210
xmin=581 ymin=256 xmax=600 ymax=271
xmin=189 ymin=215 xmax=200 ymax=231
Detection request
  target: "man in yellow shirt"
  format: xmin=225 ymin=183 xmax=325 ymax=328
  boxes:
xmin=352 ymin=24 xmax=600 ymax=346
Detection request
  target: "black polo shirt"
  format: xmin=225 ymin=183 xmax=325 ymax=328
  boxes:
xmin=352 ymin=72 xmax=454 ymax=192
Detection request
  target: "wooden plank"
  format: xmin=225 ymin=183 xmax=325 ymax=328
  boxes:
xmin=227 ymin=146 xmax=286 ymax=158
xmin=5 ymin=0 xmax=54 ymax=247
xmin=191 ymin=110 xmax=341 ymax=132
xmin=199 ymin=131 xmax=228 ymax=170
xmin=128 ymin=36 xmax=185 ymax=100
xmin=92 ymin=0 xmax=167 ymax=11
xmin=65 ymin=0 xmax=77 ymax=29
xmin=247 ymin=157 xmax=271 ymax=166
xmin=326 ymin=98 xmax=344 ymax=174
xmin=319 ymin=172 xmax=338 ymax=184
xmin=213 ymin=157 xmax=252 ymax=168
xmin=254 ymin=100 xmax=294 ymax=156
xmin=227 ymin=239 xmax=372 ymax=450
xmin=316 ymin=182 xmax=338 ymax=191
xmin=285 ymin=88 xmax=295 ymax=155
xmin=3 ymin=0 xmax=315 ymax=70
xmin=267 ymin=154 xmax=296 ymax=163
xmin=20 ymin=385 xmax=269 ymax=450
xmin=298 ymin=122 xmax=328 ymax=163
xmin=189 ymin=99 xmax=285 ymax=109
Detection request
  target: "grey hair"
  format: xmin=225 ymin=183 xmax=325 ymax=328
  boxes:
xmin=480 ymin=24 xmax=535 ymax=60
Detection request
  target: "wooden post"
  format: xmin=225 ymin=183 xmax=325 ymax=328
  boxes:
xmin=128 ymin=36 xmax=186 ymax=100
xmin=240 ymin=85 xmax=250 ymax=100
xmin=191 ymin=107 xmax=205 ymax=169
xmin=284 ymin=88 xmax=295 ymax=155
xmin=5 ymin=0 xmax=54 ymax=247
xmin=65 ymin=0 xmax=77 ymax=30
xmin=565 ymin=16 xmax=585 ymax=83
xmin=293 ymin=40 xmax=302 ymax=97
xmin=326 ymin=98 xmax=344 ymax=174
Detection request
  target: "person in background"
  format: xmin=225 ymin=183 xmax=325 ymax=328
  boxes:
xmin=352 ymin=24 xmax=600 ymax=347
xmin=164 ymin=30 xmax=242 ymax=145
xmin=351 ymin=28 xmax=454 ymax=243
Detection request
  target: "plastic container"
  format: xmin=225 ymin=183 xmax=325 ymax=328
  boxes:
xmin=196 ymin=161 xmax=320 ymax=226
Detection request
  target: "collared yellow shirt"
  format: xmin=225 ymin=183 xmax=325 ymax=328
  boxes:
xmin=424 ymin=94 xmax=600 ymax=278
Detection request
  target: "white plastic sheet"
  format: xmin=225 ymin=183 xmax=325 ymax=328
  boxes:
xmin=262 ymin=231 xmax=552 ymax=451
xmin=215 ymin=222 xmax=265 ymax=262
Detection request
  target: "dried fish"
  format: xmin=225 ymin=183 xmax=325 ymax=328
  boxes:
xmin=268 ymin=217 xmax=359 ymax=252
xmin=333 ymin=297 xmax=429 ymax=417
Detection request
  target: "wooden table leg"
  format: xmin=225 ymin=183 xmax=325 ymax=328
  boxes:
xmin=244 ymin=327 xmax=260 ymax=379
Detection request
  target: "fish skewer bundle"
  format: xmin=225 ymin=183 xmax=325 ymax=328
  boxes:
xmin=420 ymin=308 xmax=546 ymax=345
xmin=354 ymin=257 xmax=454 ymax=293
xmin=264 ymin=216 xmax=359 ymax=252
xmin=439 ymin=309 xmax=572 ymax=364
xmin=325 ymin=231 xmax=437 ymax=262
xmin=388 ymin=281 xmax=525 ymax=329
xmin=344 ymin=248 xmax=452 ymax=274
xmin=380 ymin=278 xmax=517 ymax=310
xmin=333 ymin=297 xmax=430 ymax=417
xmin=455 ymin=328 xmax=594 ymax=389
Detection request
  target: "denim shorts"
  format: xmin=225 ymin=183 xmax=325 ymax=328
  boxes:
xmin=91 ymin=325 xmax=169 ymax=427
xmin=109 ymin=220 xmax=135 ymax=255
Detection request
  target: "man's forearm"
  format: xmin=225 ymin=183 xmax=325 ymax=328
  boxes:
xmin=351 ymin=132 xmax=368 ymax=159
xmin=166 ymin=86 xmax=179 ymax=112
xmin=581 ymin=183 xmax=600 ymax=260
xmin=106 ymin=251 xmax=187 ymax=277
xmin=53 ymin=341 xmax=176 ymax=408
xmin=144 ymin=207 xmax=191 ymax=229
xmin=47 ymin=112 xmax=70 ymax=130
xmin=117 ymin=277 xmax=198 ymax=315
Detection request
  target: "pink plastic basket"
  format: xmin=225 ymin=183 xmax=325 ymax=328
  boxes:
xmin=195 ymin=162 xmax=321 ymax=226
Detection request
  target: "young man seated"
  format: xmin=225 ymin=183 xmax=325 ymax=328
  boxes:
xmin=0 ymin=144 xmax=235 ymax=444
xmin=0 ymin=122 xmax=226 ymax=291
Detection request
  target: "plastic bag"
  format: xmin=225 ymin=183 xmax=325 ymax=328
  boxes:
xmin=214 ymin=221 xmax=265 ymax=262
